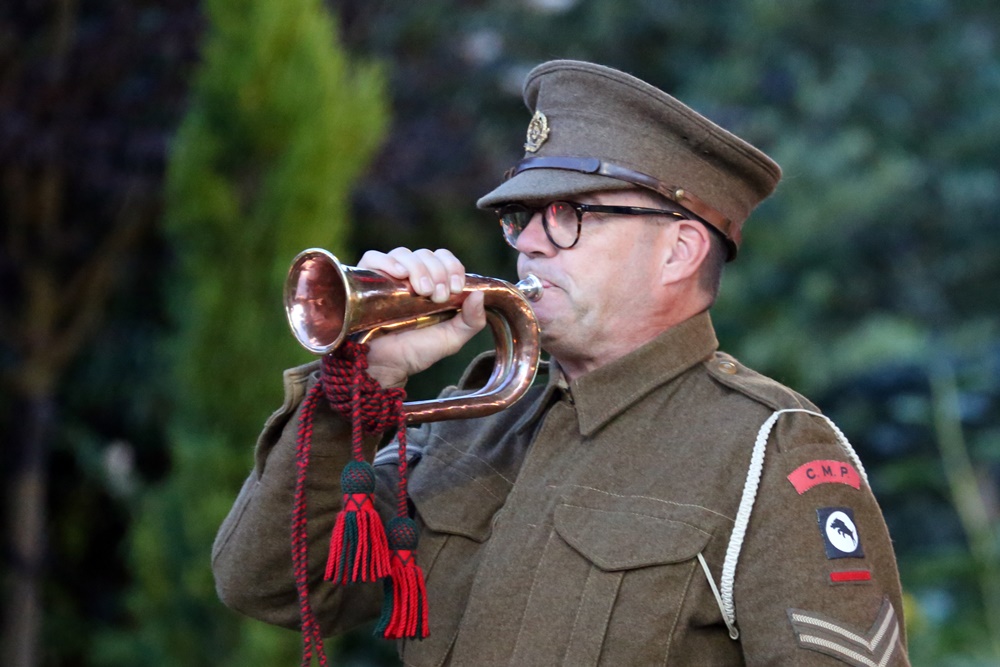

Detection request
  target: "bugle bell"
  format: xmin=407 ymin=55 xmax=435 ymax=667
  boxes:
xmin=284 ymin=248 xmax=542 ymax=424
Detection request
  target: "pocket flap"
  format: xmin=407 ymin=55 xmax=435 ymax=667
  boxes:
xmin=408 ymin=445 xmax=511 ymax=543
xmin=554 ymin=493 xmax=713 ymax=571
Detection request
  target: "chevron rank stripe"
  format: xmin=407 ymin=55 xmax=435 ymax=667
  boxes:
xmin=788 ymin=595 xmax=901 ymax=667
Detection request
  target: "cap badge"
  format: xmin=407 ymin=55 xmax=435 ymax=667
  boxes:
xmin=524 ymin=110 xmax=550 ymax=153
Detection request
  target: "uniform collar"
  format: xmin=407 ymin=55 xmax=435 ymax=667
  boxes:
xmin=516 ymin=311 xmax=719 ymax=437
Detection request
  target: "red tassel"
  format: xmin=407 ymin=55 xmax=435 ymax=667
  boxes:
xmin=324 ymin=460 xmax=390 ymax=585
xmin=377 ymin=517 xmax=429 ymax=639
xmin=382 ymin=549 xmax=429 ymax=639
xmin=313 ymin=342 xmax=430 ymax=642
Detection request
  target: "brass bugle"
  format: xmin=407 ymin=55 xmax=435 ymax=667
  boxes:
xmin=284 ymin=248 xmax=542 ymax=424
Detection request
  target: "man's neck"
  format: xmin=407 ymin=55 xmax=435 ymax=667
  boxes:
xmin=553 ymin=308 xmax=709 ymax=383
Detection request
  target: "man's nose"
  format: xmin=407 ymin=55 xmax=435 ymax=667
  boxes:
xmin=514 ymin=213 xmax=555 ymax=256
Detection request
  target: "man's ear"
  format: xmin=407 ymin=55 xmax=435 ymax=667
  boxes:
xmin=660 ymin=219 xmax=711 ymax=285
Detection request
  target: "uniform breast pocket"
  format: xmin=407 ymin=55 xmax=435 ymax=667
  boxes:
xmin=513 ymin=487 xmax=717 ymax=667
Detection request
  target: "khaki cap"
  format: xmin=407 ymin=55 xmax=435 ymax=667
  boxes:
xmin=477 ymin=60 xmax=782 ymax=259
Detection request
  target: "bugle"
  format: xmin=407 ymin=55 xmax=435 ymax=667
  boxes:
xmin=284 ymin=248 xmax=542 ymax=423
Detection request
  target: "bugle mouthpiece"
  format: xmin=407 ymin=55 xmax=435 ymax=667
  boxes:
xmin=516 ymin=274 xmax=543 ymax=302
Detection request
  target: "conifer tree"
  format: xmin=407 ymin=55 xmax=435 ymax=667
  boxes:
xmin=97 ymin=0 xmax=388 ymax=663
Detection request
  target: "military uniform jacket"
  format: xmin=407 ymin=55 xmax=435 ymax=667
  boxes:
xmin=213 ymin=312 xmax=910 ymax=666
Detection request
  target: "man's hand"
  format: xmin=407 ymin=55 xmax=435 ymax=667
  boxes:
xmin=356 ymin=248 xmax=487 ymax=388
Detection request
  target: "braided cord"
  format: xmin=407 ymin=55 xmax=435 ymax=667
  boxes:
xmin=350 ymin=350 xmax=365 ymax=462
xmin=293 ymin=341 xmax=417 ymax=662
xmin=321 ymin=341 xmax=409 ymax=518
xmin=292 ymin=383 xmax=329 ymax=667
xmin=393 ymin=409 xmax=409 ymax=518
xmin=718 ymin=408 xmax=868 ymax=638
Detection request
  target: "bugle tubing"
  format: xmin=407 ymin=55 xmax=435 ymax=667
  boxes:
xmin=284 ymin=248 xmax=542 ymax=423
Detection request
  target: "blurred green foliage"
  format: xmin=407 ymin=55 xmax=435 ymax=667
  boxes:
xmin=92 ymin=0 xmax=387 ymax=664
xmin=2 ymin=0 xmax=998 ymax=665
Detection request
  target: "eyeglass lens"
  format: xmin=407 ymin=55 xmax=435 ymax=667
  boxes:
xmin=499 ymin=202 xmax=579 ymax=249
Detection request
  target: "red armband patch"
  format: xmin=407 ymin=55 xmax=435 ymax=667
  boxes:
xmin=830 ymin=569 xmax=872 ymax=584
xmin=787 ymin=460 xmax=861 ymax=494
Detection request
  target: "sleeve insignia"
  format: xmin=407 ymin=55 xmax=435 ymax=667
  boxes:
xmin=788 ymin=459 xmax=861 ymax=494
xmin=818 ymin=507 xmax=865 ymax=559
xmin=830 ymin=569 xmax=872 ymax=584
xmin=788 ymin=595 xmax=902 ymax=667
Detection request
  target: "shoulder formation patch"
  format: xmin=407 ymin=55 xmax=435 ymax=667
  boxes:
xmin=818 ymin=507 xmax=865 ymax=559
xmin=788 ymin=595 xmax=902 ymax=667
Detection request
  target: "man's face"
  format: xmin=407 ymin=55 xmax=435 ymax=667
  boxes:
xmin=514 ymin=189 xmax=676 ymax=364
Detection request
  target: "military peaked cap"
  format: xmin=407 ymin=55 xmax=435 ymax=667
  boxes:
xmin=477 ymin=60 xmax=782 ymax=259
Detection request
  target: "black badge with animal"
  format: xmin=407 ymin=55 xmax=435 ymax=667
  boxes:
xmin=816 ymin=507 xmax=865 ymax=559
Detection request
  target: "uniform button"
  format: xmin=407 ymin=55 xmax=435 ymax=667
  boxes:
xmin=718 ymin=360 xmax=738 ymax=374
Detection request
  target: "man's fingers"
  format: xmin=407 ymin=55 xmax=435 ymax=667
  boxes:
xmin=358 ymin=248 xmax=469 ymax=304
xmin=386 ymin=248 xmax=465 ymax=303
xmin=411 ymin=249 xmax=449 ymax=301
xmin=433 ymin=249 xmax=467 ymax=295
xmin=365 ymin=292 xmax=486 ymax=388
xmin=327 ymin=247 xmax=485 ymax=389
xmin=358 ymin=249 xmax=408 ymax=277
xmin=456 ymin=291 xmax=486 ymax=332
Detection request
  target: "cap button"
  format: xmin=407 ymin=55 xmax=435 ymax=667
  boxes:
xmin=718 ymin=360 xmax=738 ymax=375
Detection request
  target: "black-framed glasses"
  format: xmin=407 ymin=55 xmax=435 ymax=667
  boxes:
xmin=495 ymin=201 xmax=687 ymax=249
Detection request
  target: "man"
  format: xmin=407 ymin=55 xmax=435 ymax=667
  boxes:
xmin=213 ymin=60 xmax=910 ymax=666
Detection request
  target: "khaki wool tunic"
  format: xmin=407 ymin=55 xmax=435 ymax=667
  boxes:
xmin=213 ymin=312 xmax=910 ymax=666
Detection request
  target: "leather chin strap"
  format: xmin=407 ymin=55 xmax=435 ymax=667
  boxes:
xmin=507 ymin=155 xmax=738 ymax=260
